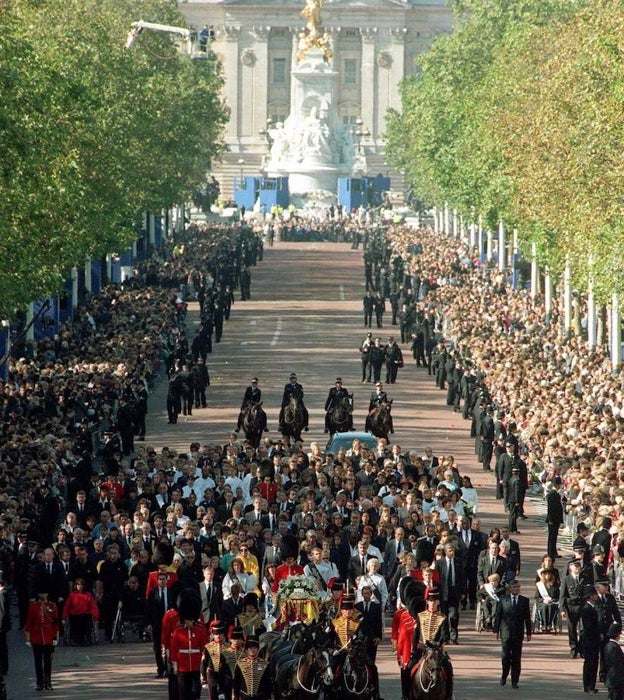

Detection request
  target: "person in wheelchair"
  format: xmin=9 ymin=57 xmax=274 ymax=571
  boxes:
xmin=117 ymin=576 xmax=147 ymax=639
xmin=62 ymin=578 xmax=99 ymax=645
xmin=534 ymin=568 xmax=560 ymax=632
xmin=477 ymin=573 xmax=504 ymax=629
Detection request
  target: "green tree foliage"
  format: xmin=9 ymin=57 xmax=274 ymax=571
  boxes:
xmin=0 ymin=0 xmax=228 ymax=317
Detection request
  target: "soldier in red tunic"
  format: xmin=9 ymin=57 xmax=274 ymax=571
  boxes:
xmin=162 ymin=598 xmax=181 ymax=700
xmin=170 ymin=589 xmax=208 ymax=700
xmin=24 ymin=587 xmax=60 ymax=692
xmin=272 ymin=534 xmax=304 ymax=594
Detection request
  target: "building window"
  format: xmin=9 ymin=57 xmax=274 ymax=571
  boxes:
xmin=343 ymin=58 xmax=357 ymax=85
xmin=272 ymin=58 xmax=287 ymax=84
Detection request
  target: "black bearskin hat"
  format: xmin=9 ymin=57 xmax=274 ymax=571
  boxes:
xmin=177 ymin=587 xmax=202 ymax=622
xmin=399 ymin=576 xmax=427 ymax=620
xmin=153 ymin=541 xmax=174 ymax=568
xmin=259 ymin=458 xmax=274 ymax=480
xmin=280 ymin=533 xmax=299 ymax=561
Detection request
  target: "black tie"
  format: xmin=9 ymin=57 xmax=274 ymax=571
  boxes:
xmin=512 ymin=596 xmax=516 ymax=609
xmin=207 ymin=584 xmax=212 ymax=603
xmin=48 ymin=564 xmax=52 ymax=575
xmin=365 ymin=602 xmax=369 ymax=613
xmin=361 ymin=556 xmax=366 ymax=572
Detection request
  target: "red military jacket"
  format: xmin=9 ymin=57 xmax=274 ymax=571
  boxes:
xmin=25 ymin=600 xmax=60 ymax=646
xmin=272 ymin=563 xmax=305 ymax=593
xmin=170 ymin=621 xmax=208 ymax=673
xmin=391 ymin=607 xmax=418 ymax=669
xmin=161 ymin=608 xmax=181 ymax=654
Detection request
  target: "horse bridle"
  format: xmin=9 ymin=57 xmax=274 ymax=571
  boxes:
xmin=296 ymin=649 xmax=331 ymax=693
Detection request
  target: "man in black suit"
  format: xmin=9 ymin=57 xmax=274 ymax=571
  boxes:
xmin=546 ymin=477 xmax=564 ymax=559
xmin=604 ymin=622 xmax=624 ymax=700
xmin=348 ymin=541 xmax=374 ymax=587
xmin=355 ymin=585 xmax=383 ymax=662
xmin=582 ymin=585 xmax=602 ymax=693
xmin=382 ymin=526 xmax=409 ymax=583
xmin=493 ymin=580 xmax=532 ymax=689
xmin=439 ymin=544 xmax=462 ymax=644
xmin=221 ymin=583 xmax=245 ymax=636
xmin=216 ymin=491 xmax=236 ymax=523
xmin=31 ymin=548 xmax=66 ymax=607
xmin=458 ymin=516 xmax=484 ymax=610
xmin=592 ymin=516 xmax=613 ymax=560
xmin=198 ymin=564 xmax=223 ymax=627
xmin=477 ymin=540 xmax=508 ymax=587
xmin=415 ymin=523 xmax=438 ymax=567
xmin=560 ymin=560 xmax=584 ymax=658
xmin=500 ymin=527 xmax=522 ymax=574
xmin=596 ymin=579 xmax=622 ymax=683
xmin=146 ymin=571 xmax=176 ymax=678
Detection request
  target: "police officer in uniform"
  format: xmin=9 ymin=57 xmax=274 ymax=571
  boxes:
xmin=235 ymin=378 xmax=267 ymax=434
xmin=365 ymin=383 xmax=394 ymax=435
xmin=278 ymin=373 xmax=309 ymax=433
xmin=324 ymin=378 xmax=353 ymax=434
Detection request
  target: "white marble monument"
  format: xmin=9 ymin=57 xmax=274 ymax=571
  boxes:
xmin=264 ymin=0 xmax=358 ymax=205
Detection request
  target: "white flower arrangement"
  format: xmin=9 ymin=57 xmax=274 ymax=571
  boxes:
xmin=277 ymin=575 xmax=319 ymax=600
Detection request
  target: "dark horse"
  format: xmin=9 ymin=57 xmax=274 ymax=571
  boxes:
xmin=328 ymin=394 xmax=354 ymax=435
xmin=282 ymin=396 xmax=305 ymax=446
xmin=274 ymin=645 xmax=333 ymax=699
xmin=368 ymin=399 xmax=393 ymax=441
xmin=241 ymin=401 xmax=266 ymax=449
xmin=339 ymin=638 xmax=377 ymax=700
xmin=409 ymin=641 xmax=453 ymax=700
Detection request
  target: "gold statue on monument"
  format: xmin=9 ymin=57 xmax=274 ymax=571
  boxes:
xmin=298 ymin=0 xmax=332 ymax=63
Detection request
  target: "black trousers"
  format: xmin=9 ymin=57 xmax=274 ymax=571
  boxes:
xmin=583 ymin=646 xmax=599 ymax=691
xmin=177 ymin=671 xmax=201 ymax=700
xmin=500 ymin=637 xmax=523 ymax=684
xmin=547 ymin=522 xmax=560 ymax=559
xmin=32 ymin=644 xmax=53 ymax=686
xmin=0 ymin=632 xmax=7 ymax=676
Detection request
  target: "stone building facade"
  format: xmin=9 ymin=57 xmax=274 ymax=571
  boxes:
xmin=179 ymin=0 xmax=453 ymax=197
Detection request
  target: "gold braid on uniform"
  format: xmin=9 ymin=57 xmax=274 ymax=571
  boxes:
xmin=223 ymin=647 xmax=244 ymax=676
xmin=205 ymin=641 xmax=224 ymax=671
xmin=417 ymin=610 xmax=445 ymax=644
xmin=333 ymin=617 xmax=361 ymax=647
xmin=237 ymin=657 xmax=269 ymax=696
xmin=237 ymin=612 xmax=264 ymax=636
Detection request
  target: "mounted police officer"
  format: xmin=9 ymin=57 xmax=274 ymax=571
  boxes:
xmin=278 ymin=373 xmax=309 ymax=433
xmin=235 ymin=378 xmax=266 ymax=433
xmin=324 ymin=378 xmax=353 ymax=434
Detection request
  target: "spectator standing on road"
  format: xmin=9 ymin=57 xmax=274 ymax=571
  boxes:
xmin=359 ymin=331 xmax=373 ymax=383
xmin=546 ymin=477 xmax=564 ymax=560
xmin=384 ymin=337 xmax=403 ymax=385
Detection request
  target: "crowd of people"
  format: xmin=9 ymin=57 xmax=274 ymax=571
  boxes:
xmin=4 ymin=209 xmax=624 ymax=698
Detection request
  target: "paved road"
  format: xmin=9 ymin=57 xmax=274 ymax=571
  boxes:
xmin=8 ymin=241 xmax=587 ymax=698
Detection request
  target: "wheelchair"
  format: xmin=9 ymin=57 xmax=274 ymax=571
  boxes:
xmin=112 ymin=607 xmax=149 ymax=643
xmin=532 ymin=601 xmax=562 ymax=634
xmin=63 ymin=614 xmax=99 ymax=646
xmin=475 ymin=598 xmax=499 ymax=632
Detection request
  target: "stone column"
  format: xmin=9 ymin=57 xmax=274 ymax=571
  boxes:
xmin=612 ymin=292 xmax=621 ymax=369
xmin=498 ymin=220 xmax=505 ymax=273
xmin=360 ymin=28 xmax=377 ymax=135
xmin=530 ymin=242 xmax=538 ymax=300
xmin=217 ymin=26 xmax=242 ymax=140
xmin=249 ymin=26 xmax=271 ymax=138
xmin=587 ymin=261 xmax=597 ymax=347
xmin=563 ymin=257 xmax=571 ymax=335
xmin=84 ymin=256 xmax=92 ymax=294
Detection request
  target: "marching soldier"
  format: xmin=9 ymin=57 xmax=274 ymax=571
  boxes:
xmin=234 ymin=634 xmax=271 ymax=700
xmin=201 ymin=620 xmax=227 ymax=700
xmin=222 ymin=626 xmax=246 ymax=700
xmin=170 ymin=590 xmax=207 ymax=700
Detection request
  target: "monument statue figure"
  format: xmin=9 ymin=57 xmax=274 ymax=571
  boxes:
xmin=298 ymin=0 xmax=332 ymax=63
